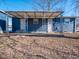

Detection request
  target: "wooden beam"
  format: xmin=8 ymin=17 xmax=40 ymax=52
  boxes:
xmin=15 ymin=12 xmax=24 ymax=18
xmin=25 ymin=12 xmax=31 ymax=18
xmin=34 ymin=12 xmax=36 ymax=18
xmin=8 ymin=13 xmax=20 ymax=18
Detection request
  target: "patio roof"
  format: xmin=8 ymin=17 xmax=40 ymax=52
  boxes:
xmin=6 ymin=11 xmax=63 ymax=19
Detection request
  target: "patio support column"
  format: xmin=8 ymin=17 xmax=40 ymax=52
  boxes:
xmin=60 ymin=14 xmax=63 ymax=33
xmin=73 ymin=18 xmax=75 ymax=32
xmin=48 ymin=19 xmax=53 ymax=33
xmin=6 ymin=16 xmax=9 ymax=33
xmin=20 ymin=19 xmax=26 ymax=32
xmin=26 ymin=18 xmax=28 ymax=33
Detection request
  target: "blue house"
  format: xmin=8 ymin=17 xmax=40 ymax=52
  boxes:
xmin=0 ymin=11 xmax=79 ymax=33
xmin=6 ymin=11 xmax=63 ymax=33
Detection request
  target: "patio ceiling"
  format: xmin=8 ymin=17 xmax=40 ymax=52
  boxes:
xmin=6 ymin=11 xmax=63 ymax=19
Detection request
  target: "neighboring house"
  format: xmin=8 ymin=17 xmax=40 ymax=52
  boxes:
xmin=0 ymin=10 xmax=79 ymax=33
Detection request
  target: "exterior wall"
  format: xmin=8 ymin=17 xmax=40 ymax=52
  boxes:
xmin=48 ymin=19 xmax=53 ymax=33
xmin=12 ymin=17 xmax=20 ymax=32
xmin=0 ymin=12 xmax=7 ymax=20
xmin=0 ymin=12 xmax=6 ymax=33
xmin=20 ymin=19 xmax=26 ymax=32
xmin=53 ymin=18 xmax=62 ymax=32
xmin=7 ymin=17 xmax=12 ymax=32
xmin=75 ymin=18 xmax=79 ymax=32
xmin=0 ymin=20 xmax=6 ymax=32
xmin=41 ymin=18 xmax=48 ymax=32
xmin=0 ymin=11 xmax=12 ymax=33
xmin=11 ymin=17 xmax=76 ymax=33
xmin=26 ymin=18 xmax=28 ymax=32
xmin=52 ymin=18 xmax=75 ymax=32
xmin=28 ymin=18 xmax=48 ymax=33
xmin=12 ymin=18 xmax=48 ymax=33
xmin=6 ymin=16 xmax=12 ymax=32
xmin=63 ymin=18 xmax=75 ymax=32
xmin=0 ymin=11 xmax=77 ymax=33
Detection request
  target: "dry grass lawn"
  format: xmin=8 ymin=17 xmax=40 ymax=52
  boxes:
xmin=0 ymin=35 xmax=79 ymax=59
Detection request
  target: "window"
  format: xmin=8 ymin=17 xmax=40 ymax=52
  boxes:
xmin=64 ymin=18 xmax=70 ymax=23
xmin=33 ymin=19 xmax=39 ymax=24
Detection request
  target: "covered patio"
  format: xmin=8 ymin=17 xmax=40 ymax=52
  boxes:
xmin=6 ymin=11 xmax=63 ymax=33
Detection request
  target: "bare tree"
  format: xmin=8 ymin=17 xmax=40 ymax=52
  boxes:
xmin=32 ymin=0 xmax=67 ymax=11
xmin=74 ymin=0 xmax=79 ymax=16
xmin=64 ymin=0 xmax=79 ymax=16
xmin=32 ymin=0 xmax=54 ymax=11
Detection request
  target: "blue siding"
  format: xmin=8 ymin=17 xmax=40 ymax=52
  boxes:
xmin=53 ymin=18 xmax=75 ymax=32
xmin=53 ymin=18 xmax=63 ymax=32
xmin=71 ymin=18 xmax=75 ymax=32
xmin=42 ymin=19 xmax=48 ymax=32
xmin=11 ymin=17 xmax=75 ymax=33
xmin=0 ymin=12 xmax=7 ymax=32
xmin=12 ymin=17 xmax=20 ymax=32
xmin=26 ymin=19 xmax=28 ymax=32
xmin=75 ymin=18 xmax=79 ymax=32
xmin=0 ymin=12 xmax=6 ymax=20
xmin=63 ymin=18 xmax=75 ymax=32
xmin=0 ymin=20 xmax=6 ymax=32
xmin=28 ymin=18 xmax=48 ymax=33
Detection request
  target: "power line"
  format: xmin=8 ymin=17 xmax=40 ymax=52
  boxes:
xmin=63 ymin=4 xmax=79 ymax=15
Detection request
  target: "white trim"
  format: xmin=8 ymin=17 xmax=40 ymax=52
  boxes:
xmin=20 ymin=19 xmax=26 ymax=32
xmin=75 ymin=18 xmax=79 ymax=32
xmin=6 ymin=16 xmax=8 ymax=32
xmin=48 ymin=19 xmax=53 ymax=33
xmin=74 ymin=18 xmax=76 ymax=32
xmin=41 ymin=18 xmax=48 ymax=33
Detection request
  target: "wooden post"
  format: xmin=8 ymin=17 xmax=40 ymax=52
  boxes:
xmin=60 ymin=14 xmax=63 ymax=33
xmin=20 ymin=19 xmax=26 ymax=32
xmin=6 ymin=15 xmax=10 ymax=36
xmin=73 ymin=18 xmax=75 ymax=32
xmin=48 ymin=18 xmax=52 ymax=33
xmin=6 ymin=16 xmax=8 ymax=33
xmin=26 ymin=18 xmax=28 ymax=33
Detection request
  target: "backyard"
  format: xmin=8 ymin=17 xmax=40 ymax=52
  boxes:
xmin=0 ymin=33 xmax=79 ymax=59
